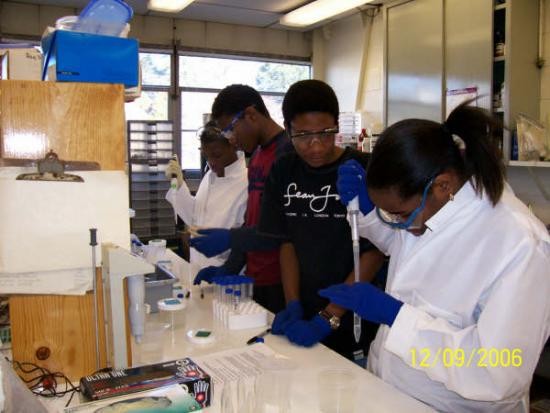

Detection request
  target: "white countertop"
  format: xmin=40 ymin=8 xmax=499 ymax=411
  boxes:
xmin=42 ymin=285 xmax=435 ymax=413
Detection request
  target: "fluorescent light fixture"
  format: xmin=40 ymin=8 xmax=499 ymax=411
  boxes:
xmin=148 ymin=0 xmax=195 ymax=13
xmin=280 ymin=0 xmax=373 ymax=27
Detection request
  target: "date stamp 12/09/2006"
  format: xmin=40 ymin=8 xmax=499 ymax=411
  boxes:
xmin=410 ymin=348 xmax=523 ymax=369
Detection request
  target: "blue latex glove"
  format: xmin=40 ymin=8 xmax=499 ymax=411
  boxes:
xmin=193 ymin=265 xmax=228 ymax=285
xmin=271 ymin=300 xmax=303 ymax=335
xmin=189 ymin=228 xmax=231 ymax=257
xmin=285 ymin=315 xmax=332 ymax=347
xmin=319 ymin=283 xmax=403 ymax=326
xmin=336 ymin=159 xmax=374 ymax=215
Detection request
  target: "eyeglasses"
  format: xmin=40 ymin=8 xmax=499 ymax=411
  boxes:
xmin=376 ymin=178 xmax=434 ymax=230
xmin=290 ymin=127 xmax=339 ymax=146
xmin=220 ymin=109 xmax=246 ymax=140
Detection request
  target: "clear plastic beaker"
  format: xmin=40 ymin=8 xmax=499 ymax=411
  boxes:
xmin=157 ymin=297 xmax=186 ymax=335
xmin=317 ymin=368 xmax=358 ymax=413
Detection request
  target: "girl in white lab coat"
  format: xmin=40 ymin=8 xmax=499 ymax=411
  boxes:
xmin=323 ymin=103 xmax=550 ymax=413
xmin=165 ymin=122 xmax=248 ymax=282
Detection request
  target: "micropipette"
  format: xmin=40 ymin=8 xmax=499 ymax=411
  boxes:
xmin=348 ymin=197 xmax=361 ymax=344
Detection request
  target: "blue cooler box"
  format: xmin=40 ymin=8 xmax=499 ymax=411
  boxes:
xmin=42 ymin=30 xmax=138 ymax=87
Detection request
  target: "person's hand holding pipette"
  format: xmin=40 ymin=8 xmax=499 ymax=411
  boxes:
xmin=337 ymin=159 xmax=374 ymax=215
xmin=165 ymin=156 xmax=184 ymax=189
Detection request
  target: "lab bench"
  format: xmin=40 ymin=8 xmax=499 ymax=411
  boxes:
xmin=41 ymin=283 xmax=435 ymax=413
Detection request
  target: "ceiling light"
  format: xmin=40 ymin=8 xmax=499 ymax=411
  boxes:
xmin=280 ymin=0 xmax=374 ymax=27
xmin=148 ymin=0 xmax=195 ymax=13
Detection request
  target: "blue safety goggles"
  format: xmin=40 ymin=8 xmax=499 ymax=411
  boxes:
xmin=375 ymin=178 xmax=434 ymax=230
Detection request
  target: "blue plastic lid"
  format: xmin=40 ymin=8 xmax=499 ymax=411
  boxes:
xmin=75 ymin=0 xmax=133 ymax=36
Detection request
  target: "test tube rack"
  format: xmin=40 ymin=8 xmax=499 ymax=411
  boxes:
xmin=212 ymin=276 xmax=267 ymax=330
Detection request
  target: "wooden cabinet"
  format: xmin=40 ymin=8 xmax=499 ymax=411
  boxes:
xmin=1 ymin=80 xmax=128 ymax=381
xmin=0 ymin=80 xmax=126 ymax=170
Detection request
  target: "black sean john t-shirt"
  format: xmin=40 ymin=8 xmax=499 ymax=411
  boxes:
xmin=258 ymin=147 xmax=374 ymax=316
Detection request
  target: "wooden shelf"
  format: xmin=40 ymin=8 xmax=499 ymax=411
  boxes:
xmin=508 ymin=160 xmax=550 ymax=167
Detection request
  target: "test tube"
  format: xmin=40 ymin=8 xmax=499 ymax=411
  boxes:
xmin=246 ymin=276 xmax=254 ymax=303
xmin=233 ymin=289 xmax=241 ymax=312
xmin=224 ymin=286 xmax=233 ymax=309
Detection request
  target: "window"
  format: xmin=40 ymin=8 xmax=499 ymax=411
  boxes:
xmin=125 ymin=51 xmax=311 ymax=170
xmin=179 ymin=55 xmax=310 ymax=169
xmin=125 ymin=52 xmax=171 ymax=121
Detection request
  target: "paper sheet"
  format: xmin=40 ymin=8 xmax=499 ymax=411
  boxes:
xmin=0 ymin=268 xmax=90 ymax=295
xmin=0 ymin=168 xmax=131 ymax=294
xmin=194 ymin=343 xmax=276 ymax=384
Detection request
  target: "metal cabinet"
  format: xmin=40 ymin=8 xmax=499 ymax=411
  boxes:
xmin=128 ymin=121 xmax=176 ymax=241
xmin=384 ymin=0 xmax=493 ymax=124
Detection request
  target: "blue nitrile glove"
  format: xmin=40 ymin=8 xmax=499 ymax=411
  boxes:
xmin=271 ymin=300 xmax=303 ymax=335
xmin=285 ymin=315 xmax=332 ymax=347
xmin=193 ymin=265 xmax=228 ymax=285
xmin=319 ymin=282 xmax=403 ymax=326
xmin=189 ymin=228 xmax=231 ymax=257
xmin=337 ymin=159 xmax=374 ymax=215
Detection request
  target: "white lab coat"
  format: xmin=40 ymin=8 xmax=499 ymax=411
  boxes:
xmin=357 ymin=181 xmax=550 ymax=413
xmin=166 ymin=153 xmax=248 ymax=279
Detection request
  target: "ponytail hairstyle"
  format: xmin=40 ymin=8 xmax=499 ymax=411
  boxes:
xmin=366 ymin=102 xmax=505 ymax=205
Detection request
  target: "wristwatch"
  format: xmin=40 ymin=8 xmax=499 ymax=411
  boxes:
xmin=318 ymin=309 xmax=341 ymax=330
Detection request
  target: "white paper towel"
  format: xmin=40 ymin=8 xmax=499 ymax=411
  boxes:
xmin=0 ymin=168 xmax=131 ymax=276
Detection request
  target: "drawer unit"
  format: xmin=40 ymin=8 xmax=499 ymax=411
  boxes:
xmin=128 ymin=120 xmax=177 ymax=241
xmin=130 ymin=140 xmax=173 ymax=150
xmin=132 ymin=199 xmax=172 ymax=210
xmin=132 ymin=172 xmax=168 ymax=183
xmin=133 ymin=208 xmax=174 ymax=220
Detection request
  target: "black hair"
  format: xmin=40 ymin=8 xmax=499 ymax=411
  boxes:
xmin=211 ymin=84 xmax=269 ymax=119
xmin=282 ymin=79 xmax=339 ymax=129
xmin=199 ymin=120 xmax=229 ymax=146
xmin=366 ymin=103 xmax=505 ymax=205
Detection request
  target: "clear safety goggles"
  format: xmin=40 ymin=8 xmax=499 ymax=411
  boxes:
xmin=220 ymin=107 xmax=250 ymax=140
xmin=290 ymin=127 xmax=339 ymax=146
xmin=375 ymin=178 xmax=434 ymax=230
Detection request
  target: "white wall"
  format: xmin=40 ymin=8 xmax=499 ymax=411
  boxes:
xmin=0 ymin=1 xmax=311 ymax=59
xmin=312 ymin=10 xmax=385 ymax=132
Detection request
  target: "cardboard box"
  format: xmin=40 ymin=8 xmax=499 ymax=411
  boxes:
xmin=0 ymin=48 xmax=42 ymax=80
xmin=42 ymin=30 xmax=138 ymax=87
xmin=79 ymin=358 xmax=211 ymax=408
